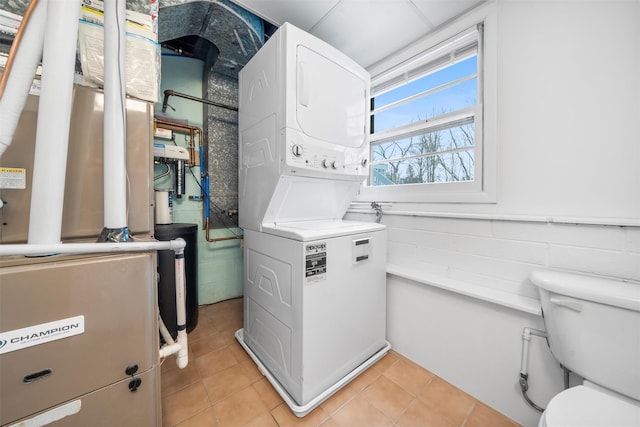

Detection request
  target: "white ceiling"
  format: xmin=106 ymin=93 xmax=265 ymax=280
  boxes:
xmin=230 ymin=0 xmax=485 ymax=69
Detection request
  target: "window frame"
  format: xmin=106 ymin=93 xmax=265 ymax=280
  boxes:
xmin=356 ymin=2 xmax=497 ymax=204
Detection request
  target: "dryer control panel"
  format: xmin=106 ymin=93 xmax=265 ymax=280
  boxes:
xmin=285 ymin=130 xmax=368 ymax=179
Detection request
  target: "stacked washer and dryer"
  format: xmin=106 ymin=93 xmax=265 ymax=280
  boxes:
xmin=236 ymin=23 xmax=389 ymax=416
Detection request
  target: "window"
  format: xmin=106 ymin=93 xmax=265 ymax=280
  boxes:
xmin=355 ymin=5 xmax=497 ymax=206
xmin=370 ymin=25 xmax=482 ymax=188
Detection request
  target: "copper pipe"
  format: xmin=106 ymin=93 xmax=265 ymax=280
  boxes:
xmin=0 ymin=0 xmax=40 ymax=100
xmin=156 ymin=118 xmax=241 ymax=243
xmin=155 ymin=118 xmax=203 ymax=167
xmin=155 ymin=119 xmax=202 ymax=136
xmin=205 ymin=218 xmax=243 ymax=243
xmin=188 ymin=128 xmax=195 ymax=166
xmin=161 ymin=89 xmax=238 ymax=113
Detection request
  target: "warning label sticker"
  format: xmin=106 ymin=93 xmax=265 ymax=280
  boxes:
xmin=305 ymin=242 xmax=326 ymax=282
xmin=0 ymin=167 xmax=26 ymax=189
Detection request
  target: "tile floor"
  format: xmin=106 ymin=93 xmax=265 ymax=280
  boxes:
xmin=161 ymin=298 xmax=521 ymax=427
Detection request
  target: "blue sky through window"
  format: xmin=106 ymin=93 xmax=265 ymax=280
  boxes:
xmin=372 ymin=56 xmax=477 ymax=133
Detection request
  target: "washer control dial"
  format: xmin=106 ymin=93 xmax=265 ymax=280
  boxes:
xmin=291 ymin=144 xmax=303 ymax=157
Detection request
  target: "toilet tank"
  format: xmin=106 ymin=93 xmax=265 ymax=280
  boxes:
xmin=530 ymin=270 xmax=640 ymax=402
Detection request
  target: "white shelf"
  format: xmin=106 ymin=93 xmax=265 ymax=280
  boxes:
xmin=386 ymin=264 xmax=542 ymax=316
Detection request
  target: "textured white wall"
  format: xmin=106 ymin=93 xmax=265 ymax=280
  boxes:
xmin=342 ymin=212 xmax=640 ymax=426
xmin=353 ymin=1 xmax=640 ymax=426
xmin=494 ymin=0 xmax=640 ymax=221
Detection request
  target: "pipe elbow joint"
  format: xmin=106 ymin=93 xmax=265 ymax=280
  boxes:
xmin=170 ymin=237 xmax=187 ymax=251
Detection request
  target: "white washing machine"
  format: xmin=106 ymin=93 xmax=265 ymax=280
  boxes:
xmin=237 ymin=23 xmax=389 ymax=416
xmin=241 ymin=221 xmax=387 ymax=411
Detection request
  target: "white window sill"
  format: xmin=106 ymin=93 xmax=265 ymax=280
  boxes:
xmin=386 ymin=263 xmax=542 ymax=316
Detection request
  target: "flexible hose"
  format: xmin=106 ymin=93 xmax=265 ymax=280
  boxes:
xmin=519 ymin=372 xmax=545 ymax=413
xmin=520 ymin=327 xmax=548 ymax=413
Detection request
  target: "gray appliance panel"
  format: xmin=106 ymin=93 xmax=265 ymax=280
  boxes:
xmin=2 ymin=366 xmax=160 ymax=427
xmin=0 ymin=252 xmax=158 ymax=425
xmin=0 ymin=84 xmax=154 ymax=243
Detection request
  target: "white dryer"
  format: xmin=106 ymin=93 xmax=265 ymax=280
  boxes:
xmin=237 ymin=23 xmax=389 ymax=416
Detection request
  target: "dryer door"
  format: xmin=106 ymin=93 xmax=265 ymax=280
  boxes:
xmin=295 ymin=45 xmax=368 ymax=148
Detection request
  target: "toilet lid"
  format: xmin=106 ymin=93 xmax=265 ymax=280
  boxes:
xmin=544 ymin=385 xmax=640 ymax=426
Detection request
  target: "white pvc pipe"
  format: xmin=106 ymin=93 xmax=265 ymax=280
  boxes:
xmin=0 ymin=0 xmax=48 ymax=159
xmin=27 ymin=0 xmax=82 ymax=245
xmin=103 ymin=0 xmax=128 ymax=229
xmin=0 ymin=238 xmax=186 ymax=257
xmin=159 ymin=314 xmax=176 ymax=345
xmin=174 ymin=247 xmax=189 ymax=368
xmin=159 ymin=343 xmax=182 ymax=358
xmin=520 ymin=327 xmax=547 ymax=375
xmin=155 ymin=253 xmax=189 ymax=368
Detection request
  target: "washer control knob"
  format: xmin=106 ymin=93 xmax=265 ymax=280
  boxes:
xmin=291 ymin=144 xmax=303 ymax=157
xmin=321 ymin=159 xmax=329 ymax=168
xmin=330 ymin=161 xmax=337 ymax=169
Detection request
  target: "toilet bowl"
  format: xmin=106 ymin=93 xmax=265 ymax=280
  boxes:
xmin=538 ymin=382 xmax=640 ymax=427
xmin=529 ymin=270 xmax=640 ymax=427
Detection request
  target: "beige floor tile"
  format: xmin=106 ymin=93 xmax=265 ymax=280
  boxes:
xmin=384 ymin=357 xmax=435 ymax=396
xmin=161 ymin=354 xmax=180 ymax=374
xmin=213 ymin=385 xmax=269 ymax=426
xmin=221 ymin=326 xmax=242 ymax=345
xmin=187 ymin=317 xmax=217 ymax=342
xmin=161 ymin=361 xmax=202 ymax=397
xmin=331 ymin=395 xmax=393 ymax=427
xmin=319 ymin=383 xmax=358 ymax=415
xmin=319 ymin=418 xmax=341 ymax=427
xmin=198 ymin=302 xmax=222 ymax=317
xmin=194 ymin=347 xmax=239 ymax=378
xmin=463 ymin=402 xmax=521 ymax=427
xmin=346 ymin=364 xmax=381 ymax=393
xmin=362 ymin=375 xmax=414 ymax=421
xmin=228 ymin=340 xmax=252 ymax=363
xmin=189 ymin=331 xmax=227 ymax=359
xmin=372 ymin=350 xmax=400 ymax=373
xmin=252 ymin=377 xmax=284 ymax=409
xmin=202 ymin=364 xmax=252 ymax=404
xmin=210 ymin=311 xmax=243 ymax=333
xmin=161 ymin=382 xmax=211 ymax=427
xmin=161 ymin=300 xmax=521 ymax=427
xmin=271 ymin=403 xmax=329 ymax=427
xmin=245 ymin=412 xmax=279 ymax=427
xmin=174 ymin=407 xmax=219 ymax=427
xmin=396 ymin=400 xmax=457 ymax=427
xmin=239 ymin=359 xmax=265 ymax=383
xmin=417 ymin=377 xmax=475 ymax=426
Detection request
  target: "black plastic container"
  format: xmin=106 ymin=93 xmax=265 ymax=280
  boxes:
xmin=155 ymin=223 xmax=198 ymax=339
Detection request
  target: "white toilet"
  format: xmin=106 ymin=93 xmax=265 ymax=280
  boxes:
xmin=530 ymin=270 xmax=640 ymax=427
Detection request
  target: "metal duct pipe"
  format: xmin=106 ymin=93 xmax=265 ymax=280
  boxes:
xmin=99 ymin=0 xmax=130 ymax=242
xmin=0 ymin=0 xmax=48 ymax=159
xmin=27 ymin=0 xmax=81 ymax=245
